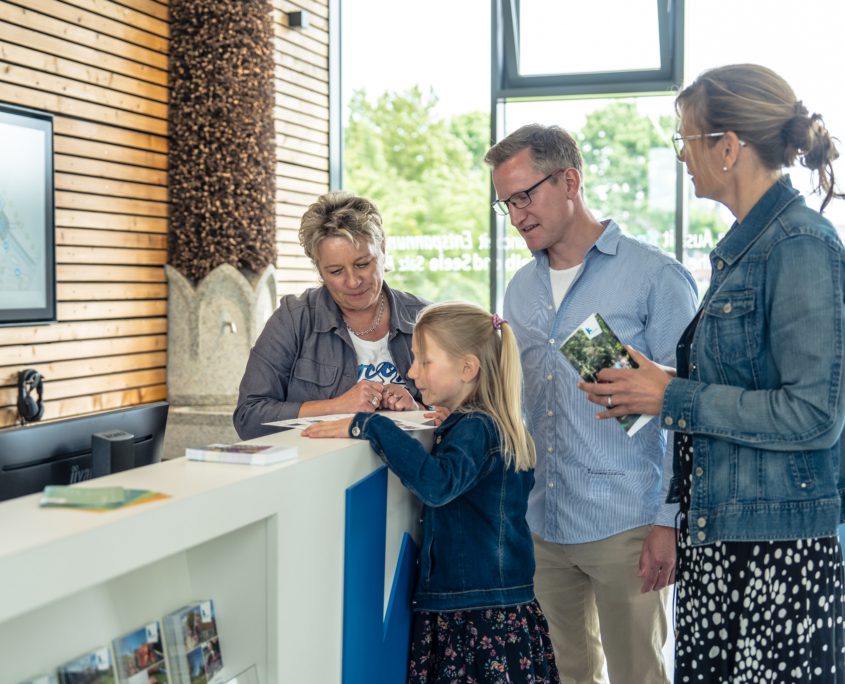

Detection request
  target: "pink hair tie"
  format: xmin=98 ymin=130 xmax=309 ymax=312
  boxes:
xmin=491 ymin=313 xmax=507 ymax=331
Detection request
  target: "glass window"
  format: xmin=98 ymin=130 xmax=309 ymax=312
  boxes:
xmin=499 ymin=96 xmax=678 ymax=280
xmin=519 ymin=1 xmax=660 ymax=76
xmin=341 ymin=0 xmax=491 ymax=306
xmin=340 ymin=0 xmax=844 ymax=309
xmin=495 ymin=0 xmax=682 ymax=96
xmin=683 ymin=0 xmax=845 ymax=296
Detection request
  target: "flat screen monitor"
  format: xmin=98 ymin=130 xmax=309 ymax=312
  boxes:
xmin=0 ymin=401 xmax=168 ymax=502
xmin=0 ymin=102 xmax=56 ymax=326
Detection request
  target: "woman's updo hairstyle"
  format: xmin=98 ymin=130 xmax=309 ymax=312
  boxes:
xmin=676 ymin=64 xmax=842 ymax=210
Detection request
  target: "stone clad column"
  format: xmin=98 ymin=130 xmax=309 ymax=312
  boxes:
xmin=163 ymin=265 xmax=276 ymax=457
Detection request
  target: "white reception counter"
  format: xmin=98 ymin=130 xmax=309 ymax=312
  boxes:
xmin=0 ymin=418 xmax=423 ymax=683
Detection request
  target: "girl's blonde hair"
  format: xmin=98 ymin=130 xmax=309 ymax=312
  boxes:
xmin=414 ymin=301 xmax=536 ymax=472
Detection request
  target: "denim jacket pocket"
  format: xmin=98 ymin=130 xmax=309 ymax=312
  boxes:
xmin=704 ymin=290 xmax=757 ymax=363
xmin=292 ymin=356 xmax=339 ymax=388
xmin=787 ymin=451 xmax=817 ymax=493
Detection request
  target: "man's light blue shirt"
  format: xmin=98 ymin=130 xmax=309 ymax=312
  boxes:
xmin=504 ymin=220 xmax=698 ymax=544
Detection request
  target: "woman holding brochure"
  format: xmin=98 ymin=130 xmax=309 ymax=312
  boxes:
xmin=579 ymin=64 xmax=845 ymax=681
xmin=233 ymin=192 xmax=429 ymax=440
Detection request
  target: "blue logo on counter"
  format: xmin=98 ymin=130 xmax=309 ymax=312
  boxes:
xmin=342 ymin=466 xmax=417 ymax=684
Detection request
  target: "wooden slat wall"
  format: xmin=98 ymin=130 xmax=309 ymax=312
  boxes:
xmin=0 ymin=0 xmax=169 ymax=427
xmin=0 ymin=0 xmax=331 ymax=427
xmin=273 ymin=0 xmax=329 ymax=295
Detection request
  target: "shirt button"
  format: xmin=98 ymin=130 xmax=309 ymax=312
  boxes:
xmin=697 ymin=531 xmax=706 ymax=541
xmin=548 ymin=338 xmax=555 ymax=345
xmin=697 ymin=517 xmax=707 ymax=528
xmin=664 ymin=416 xmax=673 ymax=426
xmin=688 ymin=363 xmax=696 ymax=374
xmin=351 ymin=425 xmax=361 ymax=437
xmin=695 ymin=466 xmax=704 ymax=477
xmin=435 ymin=436 xmax=442 ymax=444
xmin=723 ymin=302 xmax=732 ymax=314
xmin=547 ymin=447 xmax=553 ymax=453
xmin=717 ymin=260 xmax=725 ymax=270
xmin=547 ymin=374 xmax=554 ymax=381
xmin=548 ymin=304 xmax=554 ymax=310
xmin=548 ymin=482 xmax=555 ymax=488
xmin=677 ymin=418 xmax=687 ymax=429
xmin=547 ymin=410 xmax=554 ymax=417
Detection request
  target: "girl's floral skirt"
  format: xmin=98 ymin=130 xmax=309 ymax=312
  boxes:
xmin=408 ymin=598 xmax=560 ymax=683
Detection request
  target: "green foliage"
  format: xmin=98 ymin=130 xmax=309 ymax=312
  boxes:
xmin=344 ymin=91 xmax=723 ymax=305
xmin=344 ymin=87 xmax=490 ymax=305
xmin=578 ymin=102 xmax=674 ymax=240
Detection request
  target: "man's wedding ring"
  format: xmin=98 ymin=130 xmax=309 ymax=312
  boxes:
xmin=371 ymin=396 xmax=379 ymax=407
xmin=607 ymin=395 xmax=613 ymax=408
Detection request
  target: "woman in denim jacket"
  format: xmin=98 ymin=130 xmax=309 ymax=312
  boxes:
xmin=305 ymin=301 xmax=560 ymax=683
xmin=580 ymin=64 xmax=845 ymax=681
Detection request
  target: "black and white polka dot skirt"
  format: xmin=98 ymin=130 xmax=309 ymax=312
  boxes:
xmin=675 ymin=434 xmax=845 ymax=682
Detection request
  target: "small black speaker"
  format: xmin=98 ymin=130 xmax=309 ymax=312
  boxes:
xmin=91 ymin=430 xmax=135 ymax=478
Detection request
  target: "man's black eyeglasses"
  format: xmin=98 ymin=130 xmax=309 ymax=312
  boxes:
xmin=491 ymin=169 xmax=563 ymax=216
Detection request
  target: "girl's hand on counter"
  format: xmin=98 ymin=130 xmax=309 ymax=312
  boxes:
xmin=302 ymin=417 xmax=354 ymax=439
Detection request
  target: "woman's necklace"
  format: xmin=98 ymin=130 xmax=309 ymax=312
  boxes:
xmin=345 ymin=292 xmax=385 ymax=338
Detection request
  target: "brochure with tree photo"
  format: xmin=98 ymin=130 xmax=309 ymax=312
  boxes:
xmin=559 ymin=313 xmax=653 ymax=436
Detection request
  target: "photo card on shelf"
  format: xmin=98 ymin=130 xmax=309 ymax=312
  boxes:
xmin=163 ymin=600 xmax=224 ymax=684
xmin=112 ymin=620 xmax=169 ymax=684
xmin=17 ymin=675 xmax=59 ymax=684
xmin=56 ymin=645 xmax=115 ymax=684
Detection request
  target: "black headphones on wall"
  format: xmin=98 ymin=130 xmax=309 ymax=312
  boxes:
xmin=17 ymin=368 xmax=45 ymax=424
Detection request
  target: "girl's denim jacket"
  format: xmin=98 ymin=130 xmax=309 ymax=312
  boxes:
xmin=350 ymin=409 xmax=536 ymax=611
xmin=662 ymin=177 xmax=845 ymax=546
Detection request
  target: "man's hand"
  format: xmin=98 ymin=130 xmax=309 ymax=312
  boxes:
xmin=638 ymin=525 xmax=676 ymax=593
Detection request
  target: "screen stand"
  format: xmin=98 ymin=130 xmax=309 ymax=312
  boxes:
xmin=91 ymin=430 xmax=135 ymax=478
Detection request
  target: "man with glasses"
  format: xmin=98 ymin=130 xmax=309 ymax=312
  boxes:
xmin=484 ymin=124 xmax=697 ymax=684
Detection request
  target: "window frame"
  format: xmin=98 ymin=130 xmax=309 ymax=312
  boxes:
xmin=493 ymin=0 xmax=684 ymax=98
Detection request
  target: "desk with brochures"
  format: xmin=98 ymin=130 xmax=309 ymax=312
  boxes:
xmin=0 ymin=417 xmax=424 ymax=683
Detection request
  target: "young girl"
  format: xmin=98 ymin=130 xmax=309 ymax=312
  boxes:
xmin=304 ymin=301 xmax=560 ymax=683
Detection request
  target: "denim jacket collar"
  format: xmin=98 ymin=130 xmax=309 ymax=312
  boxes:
xmin=312 ymin=282 xmax=416 ymax=337
xmin=711 ymin=176 xmax=801 ymax=268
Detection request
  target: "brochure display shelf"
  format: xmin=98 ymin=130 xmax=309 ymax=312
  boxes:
xmin=0 ymin=426 xmax=420 ymax=683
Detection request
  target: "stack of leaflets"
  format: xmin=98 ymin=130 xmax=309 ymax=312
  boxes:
xmin=186 ymin=442 xmax=297 ymax=466
xmin=40 ymin=485 xmax=169 ymax=511
xmin=112 ymin=620 xmax=168 ymax=684
xmin=559 ymin=312 xmax=654 ymax=436
xmin=56 ymin=645 xmax=115 ymax=684
xmin=162 ymin=600 xmax=223 ymax=684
